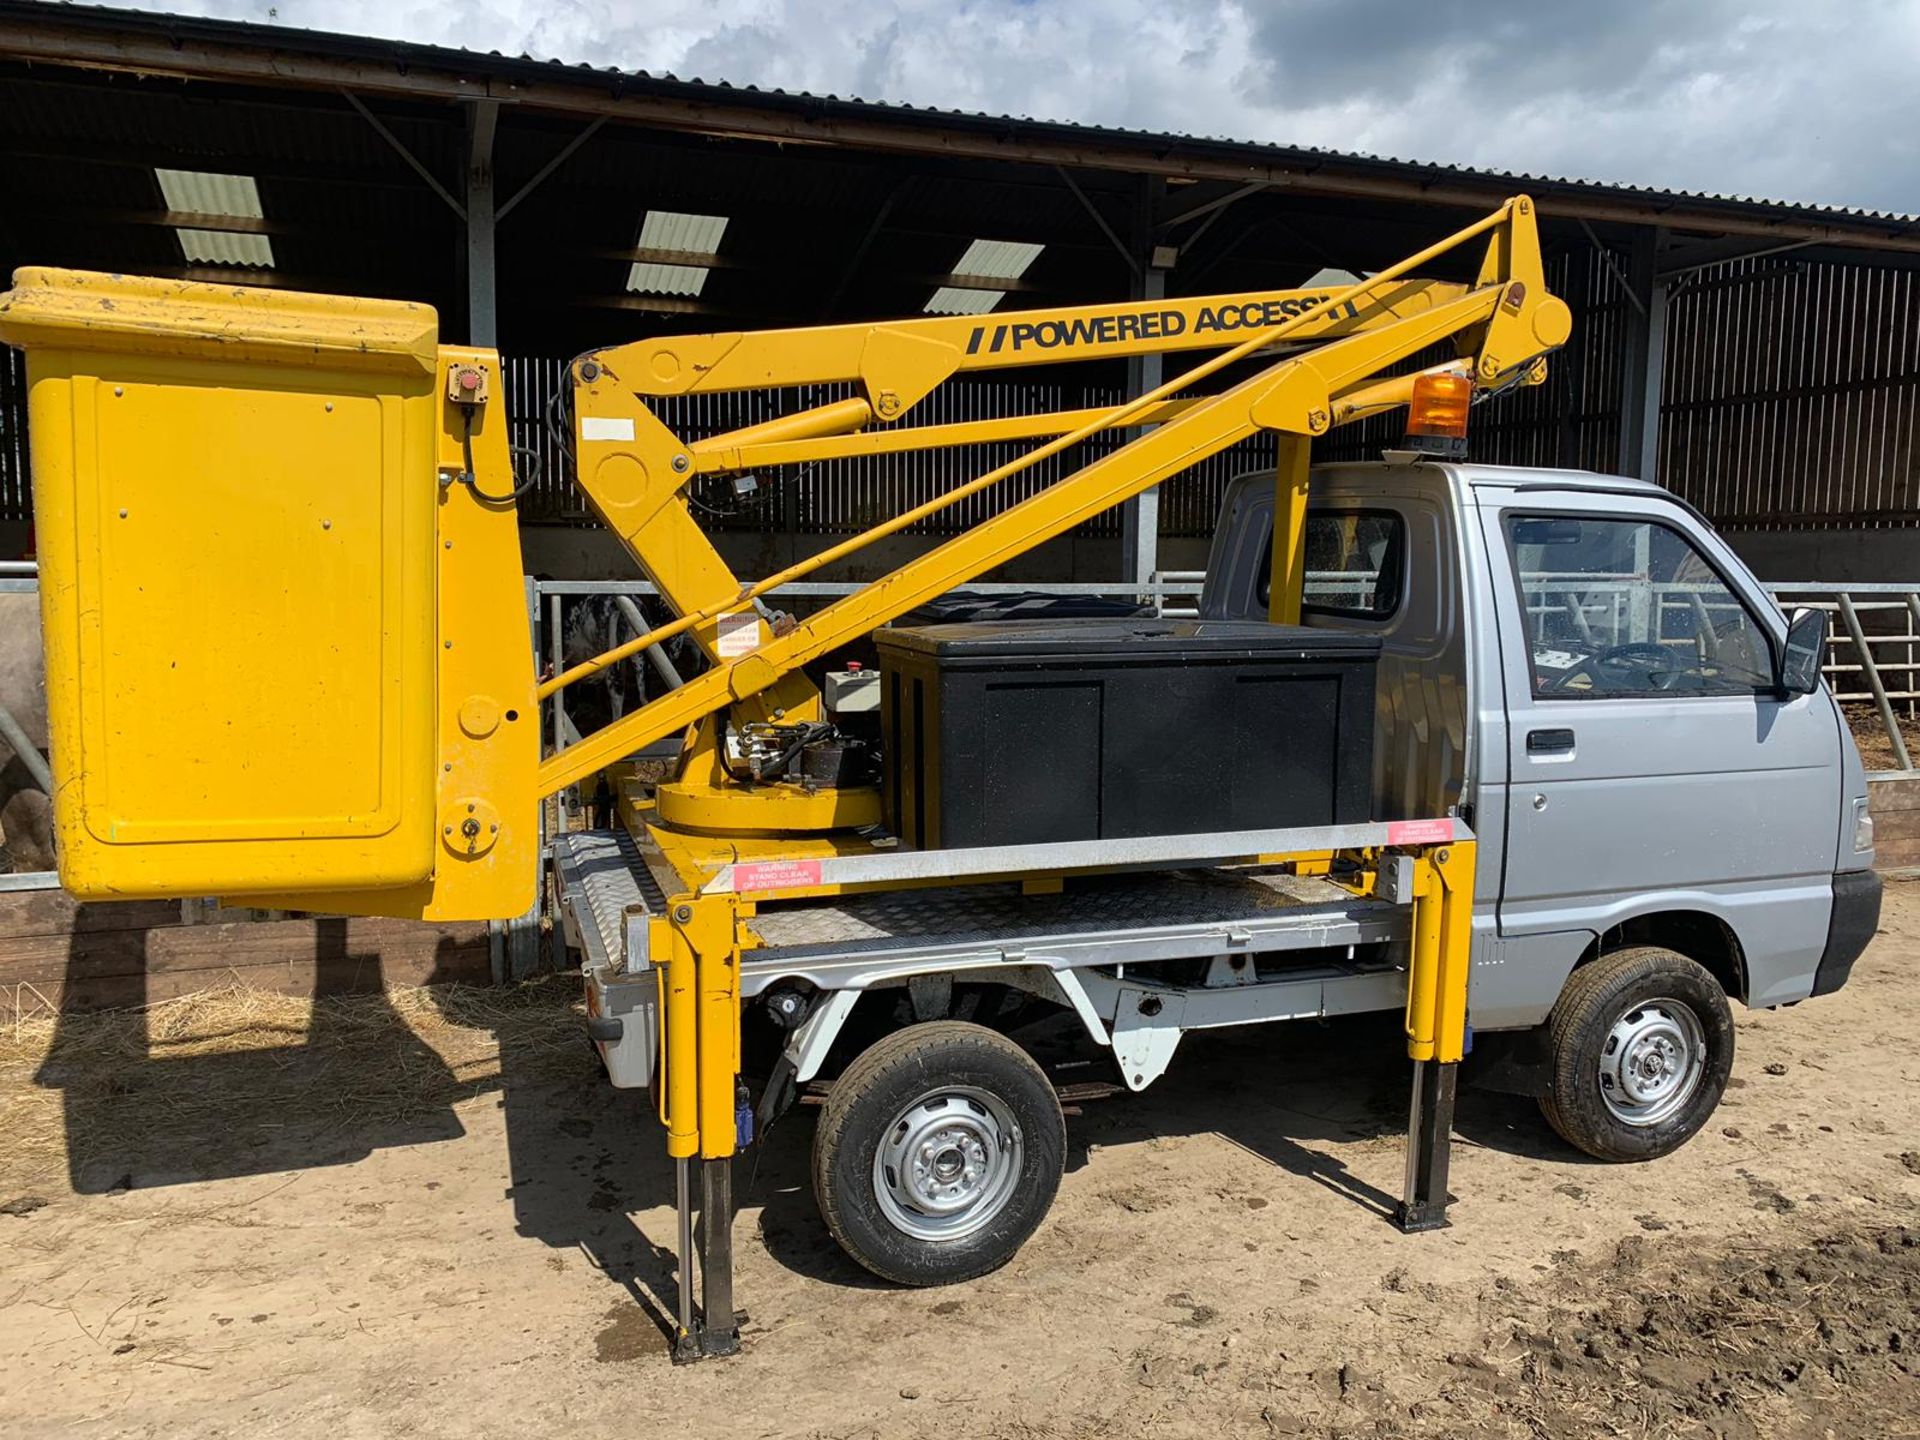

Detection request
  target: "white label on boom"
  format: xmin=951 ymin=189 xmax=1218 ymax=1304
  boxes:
xmin=580 ymin=417 xmax=636 ymax=442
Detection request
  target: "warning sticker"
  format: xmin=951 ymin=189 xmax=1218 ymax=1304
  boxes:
xmin=730 ymin=859 xmax=823 ymax=893
xmin=716 ymin=612 xmax=762 ymax=659
xmin=1386 ymin=818 xmax=1454 ymax=847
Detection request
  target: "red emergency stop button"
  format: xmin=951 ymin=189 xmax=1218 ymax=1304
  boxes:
xmin=446 ymin=362 xmax=491 ymax=404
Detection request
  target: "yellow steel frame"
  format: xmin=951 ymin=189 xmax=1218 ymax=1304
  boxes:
xmin=1400 ymin=842 xmax=1477 ymax=1065
xmin=649 ymin=895 xmax=742 ymax=1160
xmin=651 ymin=834 xmax=1479 ymax=1160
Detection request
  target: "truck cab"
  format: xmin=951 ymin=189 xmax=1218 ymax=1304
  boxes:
xmin=1201 ymin=461 xmax=1881 ymax=1086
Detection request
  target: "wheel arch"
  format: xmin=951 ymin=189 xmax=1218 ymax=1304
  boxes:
xmin=1580 ymin=908 xmax=1749 ymax=1005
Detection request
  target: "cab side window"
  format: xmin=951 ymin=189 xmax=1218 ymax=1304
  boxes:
xmin=1505 ymin=514 xmax=1774 ymax=698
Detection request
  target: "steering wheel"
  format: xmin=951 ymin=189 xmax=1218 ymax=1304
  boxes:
xmin=1542 ymin=641 xmax=1687 ymax=693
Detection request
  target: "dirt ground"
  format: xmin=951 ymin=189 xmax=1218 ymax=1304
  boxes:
xmin=1845 ymin=703 xmax=1919 ymax=774
xmin=2 ymin=890 xmax=1918 ymax=1439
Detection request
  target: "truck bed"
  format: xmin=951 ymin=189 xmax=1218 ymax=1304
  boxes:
xmin=551 ymin=828 xmax=1409 ymax=996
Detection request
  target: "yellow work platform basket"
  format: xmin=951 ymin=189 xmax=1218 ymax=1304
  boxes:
xmin=0 ymin=269 xmax=536 ymax=920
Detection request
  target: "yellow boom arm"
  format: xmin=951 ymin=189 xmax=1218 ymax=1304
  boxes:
xmin=547 ymin=196 xmax=1569 ymax=795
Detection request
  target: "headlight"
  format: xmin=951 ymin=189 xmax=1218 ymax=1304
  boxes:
xmin=1852 ymin=797 xmax=1875 ymax=853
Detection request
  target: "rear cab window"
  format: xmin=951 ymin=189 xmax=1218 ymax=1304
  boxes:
xmin=1260 ymin=509 xmax=1405 ymax=620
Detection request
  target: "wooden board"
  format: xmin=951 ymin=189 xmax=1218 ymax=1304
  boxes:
xmin=1869 ymin=777 xmax=1920 ymax=872
xmin=0 ymin=889 xmax=492 ymax=1016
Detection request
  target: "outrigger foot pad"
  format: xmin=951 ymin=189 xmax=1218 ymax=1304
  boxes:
xmin=672 ymin=1318 xmax=741 ymax=1364
xmin=1394 ymin=1197 xmax=1454 ymax=1233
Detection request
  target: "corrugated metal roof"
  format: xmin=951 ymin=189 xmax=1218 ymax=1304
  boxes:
xmin=592 ymin=85 xmax=1920 ymax=230
xmin=8 ymin=2 xmax=1919 ymax=233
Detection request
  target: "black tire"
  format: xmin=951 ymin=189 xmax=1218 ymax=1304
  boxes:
xmin=1538 ymin=946 xmax=1734 ymax=1162
xmin=813 ymin=1020 xmax=1065 ymax=1286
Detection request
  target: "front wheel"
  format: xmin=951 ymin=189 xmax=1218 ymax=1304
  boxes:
xmin=813 ymin=1020 xmax=1065 ymax=1286
xmin=1538 ymin=947 xmax=1734 ymax=1161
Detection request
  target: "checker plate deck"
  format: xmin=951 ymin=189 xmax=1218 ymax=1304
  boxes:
xmin=551 ymin=828 xmax=666 ymax=971
xmin=745 ymin=869 xmax=1349 ymax=953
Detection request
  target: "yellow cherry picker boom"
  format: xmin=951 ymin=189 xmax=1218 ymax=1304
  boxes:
xmin=0 ymin=198 xmax=1576 ymax=1359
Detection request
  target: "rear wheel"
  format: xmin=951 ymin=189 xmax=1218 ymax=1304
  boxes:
xmin=1538 ymin=947 xmax=1734 ymax=1162
xmin=813 ymin=1020 xmax=1065 ymax=1286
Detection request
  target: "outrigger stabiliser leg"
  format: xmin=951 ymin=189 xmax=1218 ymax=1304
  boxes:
xmin=672 ymin=1156 xmax=741 ymax=1362
xmin=655 ymin=896 xmax=746 ymax=1361
xmin=1386 ymin=842 xmax=1473 ymax=1234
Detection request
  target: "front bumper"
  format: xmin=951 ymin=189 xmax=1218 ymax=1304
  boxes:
xmin=1811 ymin=868 xmax=1883 ymax=997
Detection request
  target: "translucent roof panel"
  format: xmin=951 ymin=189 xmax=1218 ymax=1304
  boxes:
xmin=154 ymin=169 xmax=265 ymax=219
xmin=636 ymin=210 xmax=729 ymax=256
xmin=924 ymin=286 xmax=1004 ymax=316
xmin=154 ymin=169 xmax=274 ymax=268
xmin=176 ymin=229 xmax=275 ymax=268
xmin=952 ymin=239 xmax=1043 ymax=281
xmin=626 ymin=262 xmax=710 ymax=297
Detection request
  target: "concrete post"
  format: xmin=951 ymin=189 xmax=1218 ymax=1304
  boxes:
xmin=1619 ymin=227 xmax=1668 ymax=483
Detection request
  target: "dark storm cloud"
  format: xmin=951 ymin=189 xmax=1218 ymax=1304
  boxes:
xmin=1234 ymin=0 xmax=1920 ymax=210
xmin=1241 ymin=0 xmax=1734 ymax=110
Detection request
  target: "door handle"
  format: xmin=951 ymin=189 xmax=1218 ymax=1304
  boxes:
xmin=1526 ymin=727 xmax=1575 ymax=755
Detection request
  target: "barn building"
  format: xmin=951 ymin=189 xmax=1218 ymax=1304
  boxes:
xmin=4 ymin=0 xmax=1920 ymax=591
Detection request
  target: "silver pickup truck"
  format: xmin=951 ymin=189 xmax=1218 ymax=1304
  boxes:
xmin=562 ymin=458 xmax=1881 ymax=1287
xmin=1202 ymin=459 xmax=1880 ymax=1144
xmin=1198 ymin=456 xmax=1873 ymax=1121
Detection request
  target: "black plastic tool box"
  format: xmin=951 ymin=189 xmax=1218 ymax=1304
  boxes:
xmin=896 ymin=590 xmax=1153 ymax=626
xmin=875 ymin=618 xmax=1380 ymax=849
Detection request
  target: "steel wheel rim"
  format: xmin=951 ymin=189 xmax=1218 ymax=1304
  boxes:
xmin=872 ymin=1085 xmax=1024 ymax=1243
xmin=1598 ymin=995 xmax=1707 ymax=1127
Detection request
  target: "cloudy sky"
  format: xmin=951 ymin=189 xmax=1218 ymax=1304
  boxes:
xmin=111 ymin=0 xmax=1920 ymax=213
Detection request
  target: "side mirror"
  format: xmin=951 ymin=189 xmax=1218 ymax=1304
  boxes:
xmin=1779 ymin=606 xmax=1828 ymax=695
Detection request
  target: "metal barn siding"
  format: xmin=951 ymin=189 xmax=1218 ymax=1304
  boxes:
xmin=1659 ymin=256 xmax=1920 ymax=530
